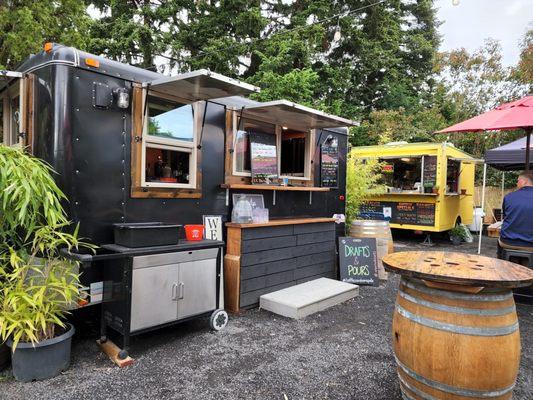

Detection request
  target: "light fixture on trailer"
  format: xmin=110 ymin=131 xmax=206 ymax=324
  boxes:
xmin=114 ymin=88 xmax=130 ymax=109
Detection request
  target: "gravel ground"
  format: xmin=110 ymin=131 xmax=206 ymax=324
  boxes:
xmin=1 ymin=235 xmax=532 ymax=400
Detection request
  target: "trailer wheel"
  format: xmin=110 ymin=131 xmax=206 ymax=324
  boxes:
xmin=209 ymin=309 xmax=228 ymax=331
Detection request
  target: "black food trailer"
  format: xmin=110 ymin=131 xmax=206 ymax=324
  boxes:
xmin=1 ymin=43 xmax=355 ymax=357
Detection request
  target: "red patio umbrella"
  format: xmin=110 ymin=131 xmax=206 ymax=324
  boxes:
xmin=437 ymin=95 xmax=533 ymax=170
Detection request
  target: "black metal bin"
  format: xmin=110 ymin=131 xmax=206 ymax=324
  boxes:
xmin=113 ymin=223 xmax=181 ymax=248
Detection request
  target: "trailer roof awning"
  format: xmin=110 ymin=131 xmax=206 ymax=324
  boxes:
xmin=237 ymin=100 xmax=357 ymax=131
xmin=0 ymin=70 xmax=23 ymax=92
xmin=143 ymin=69 xmax=260 ymax=103
xmin=449 ymin=157 xmax=485 ymax=163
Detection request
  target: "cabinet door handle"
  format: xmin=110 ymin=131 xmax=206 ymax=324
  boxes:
xmin=178 ymin=282 xmax=184 ymax=299
xmin=171 ymin=283 xmax=178 ymax=300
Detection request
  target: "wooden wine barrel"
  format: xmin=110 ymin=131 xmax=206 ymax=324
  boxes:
xmin=383 ymin=251 xmax=533 ymax=400
xmin=350 ymin=220 xmax=393 ymax=280
xmin=393 ymin=277 xmax=519 ymax=400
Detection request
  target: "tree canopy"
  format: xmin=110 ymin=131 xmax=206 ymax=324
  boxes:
xmin=1 ymin=0 xmax=531 ymax=175
xmin=0 ymin=0 xmax=90 ymax=70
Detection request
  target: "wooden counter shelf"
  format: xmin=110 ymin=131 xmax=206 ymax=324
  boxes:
xmin=226 ymin=217 xmax=335 ymax=228
xmin=384 ymin=192 xmax=438 ymax=196
xmin=221 ymin=183 xmax=330 ymax=192
xmin=224 ymin=217 xmax=338 ymax=313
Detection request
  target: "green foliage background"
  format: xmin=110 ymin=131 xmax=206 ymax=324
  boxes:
xmin=0 ymin=0 xmax=532 ymax=188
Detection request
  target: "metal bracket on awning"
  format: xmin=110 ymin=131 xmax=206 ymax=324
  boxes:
xmin=139 ymin=83 xmax=150 ymax=139
xmin=197 ymin=101 xmax=209 ymax=150
xmin=237 ymin=106 xmax=245 ymax=131
xmin=272 ymin=190 xmax=276 ymax=206
xmin=309 ymin=191 xmax=313 ymax=205
xmin=225 ymin=188 xmax=230 ymax=207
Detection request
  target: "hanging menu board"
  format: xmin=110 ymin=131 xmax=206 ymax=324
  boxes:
xmin=360 ymin=201 xmax=435 ymax=226
xmin=320 ymin=143 xmax=339 ymax=188
xmin=338 ymin=237 xmax=378 ymax=286
xmin=250 ymin=132 xmax=278 ymax=184
xmin=423 ymin=156 xmax=437 ymax=186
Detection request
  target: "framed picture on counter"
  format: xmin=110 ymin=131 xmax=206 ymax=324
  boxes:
xmin=203 ymin=215 xmax=223 ymax=241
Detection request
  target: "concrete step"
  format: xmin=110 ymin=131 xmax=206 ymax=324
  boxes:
xmin=259 ymin=277 xmax=359 ymax=319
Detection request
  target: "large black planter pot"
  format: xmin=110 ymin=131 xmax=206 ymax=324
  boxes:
xmin=6 ymin=323 xmax=75 ymax=382
xmin=451 ymin=235 xmax=462 ymax=246
xmin=0 ymin=343 xmax=10 ymax=371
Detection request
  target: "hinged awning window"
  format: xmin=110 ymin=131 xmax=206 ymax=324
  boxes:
xmin=143 ymin=69 xmax=260 ymax=104
xmin=238 ymin=100 xmax=357 ymax=131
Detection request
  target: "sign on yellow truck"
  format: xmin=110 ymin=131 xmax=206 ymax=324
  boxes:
xmin=352 ymin=142 xmax=481 ymax=232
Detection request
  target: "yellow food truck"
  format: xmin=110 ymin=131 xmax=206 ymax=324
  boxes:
xmin=352 ymin=142 xmax=480 ymax=233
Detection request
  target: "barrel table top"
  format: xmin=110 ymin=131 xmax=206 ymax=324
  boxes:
xmin=382 ymin=251 xmax=533 ymax=288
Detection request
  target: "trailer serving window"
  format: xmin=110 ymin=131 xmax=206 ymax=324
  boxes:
xmin=142 ymin=96 xmax=196 ymax=188
xmin=446 ymin=159 xmax=461 ymax=194
xmin=378 ymin=157 xmax=423 ymax=193
xmin=232 ymin=117 xmax=310 ymax=180
xmin=279 ymin=129 xmax=310 ymax=178
xmin=131 ymin=70 xmax=259 ymax=198
xmin=233 ymin=118 xmax=276 ymax=175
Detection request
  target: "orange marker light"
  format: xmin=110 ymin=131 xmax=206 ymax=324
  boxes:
xmin=85 ymin=58 xmax=100 ymax=68
xmin=44 ymin=42 xmax=53 ymax=53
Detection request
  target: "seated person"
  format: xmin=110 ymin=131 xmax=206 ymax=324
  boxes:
xmin=499 ymin=171 xmax=533 ymax=249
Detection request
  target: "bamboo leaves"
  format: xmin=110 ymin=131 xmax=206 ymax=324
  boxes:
xmin=0 ymin=145 xmax=91 ymax=351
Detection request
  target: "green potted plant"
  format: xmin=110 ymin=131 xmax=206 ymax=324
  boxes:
xmin=423 ymin=182 xmax=433 ymax=194
xmin=449 ymin=225 xmax=467 ymax=245
xmin=0 ymin=145 xmax=90 ymax=382
xmin=346 ymin=152 xmax=386 ymax=225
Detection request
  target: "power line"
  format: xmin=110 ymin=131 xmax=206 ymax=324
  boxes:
xmin=158 ymin=0 xmax=388 ymax=64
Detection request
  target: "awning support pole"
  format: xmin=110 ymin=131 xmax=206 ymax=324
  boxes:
xmin=309 ymin=191 xmax=313 ymax=205
xmin=501 ymin=171 xmax=505 ymax=205
xmin=526 ymin=128 xmax=532 ymax=171
xmin=273 ymin=190 xmax=276 ymax=206
xmin=478 ymin=163 xmax=487 ymax=255
xmin=225 ymin=188 xmax=229 ymax=207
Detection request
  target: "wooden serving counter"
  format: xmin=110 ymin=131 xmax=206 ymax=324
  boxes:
xmin=224 ymin=218 xmax=337 ymax=313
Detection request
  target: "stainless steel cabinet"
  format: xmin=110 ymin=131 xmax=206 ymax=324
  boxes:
xmin=130 ymin=263 xmax=179 ymax=331
xmin=177 ymin=259 xmax=216 ymax=319
xmin=130 ymin=249 xmax=218 ymax=332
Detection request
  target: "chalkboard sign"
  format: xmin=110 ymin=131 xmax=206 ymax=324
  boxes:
xmin=320 ymin=143 xmax=339 ymax=188
xmin=250 ymin=132 xmax=278 ymax=184
xmin=339 ymin=237 xmax=378 ymax=286
xmin=416 ymin=203 xmax=435 ymax=226
xmin=360 ymin=201 xmax=435 ymax=226
xmin=423 ymin=156 xmax=437 ymax=186
xmin=395 ymin=202 xmax=417 ymax=225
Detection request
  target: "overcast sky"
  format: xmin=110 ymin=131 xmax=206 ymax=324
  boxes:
xmin=435 ymin=0 xmax=533 ymax=66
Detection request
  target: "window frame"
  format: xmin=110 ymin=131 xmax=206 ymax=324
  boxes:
xmin=1 ymin=81 xmax=23 ymax=147
xmin=130 ymin=85 xmax=202 ymax=198
xmin=445 ymin=158 xmax=462 ymax=195
xmin=141 ymin=94 xmax=198 ymax=189
xmin=277 ymin=127 xmax=313 ymax=181
xmin=231 ymin=111 xmax=253 ymax=177
xmin=230 ymin=110 xmax=314 ymax=182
